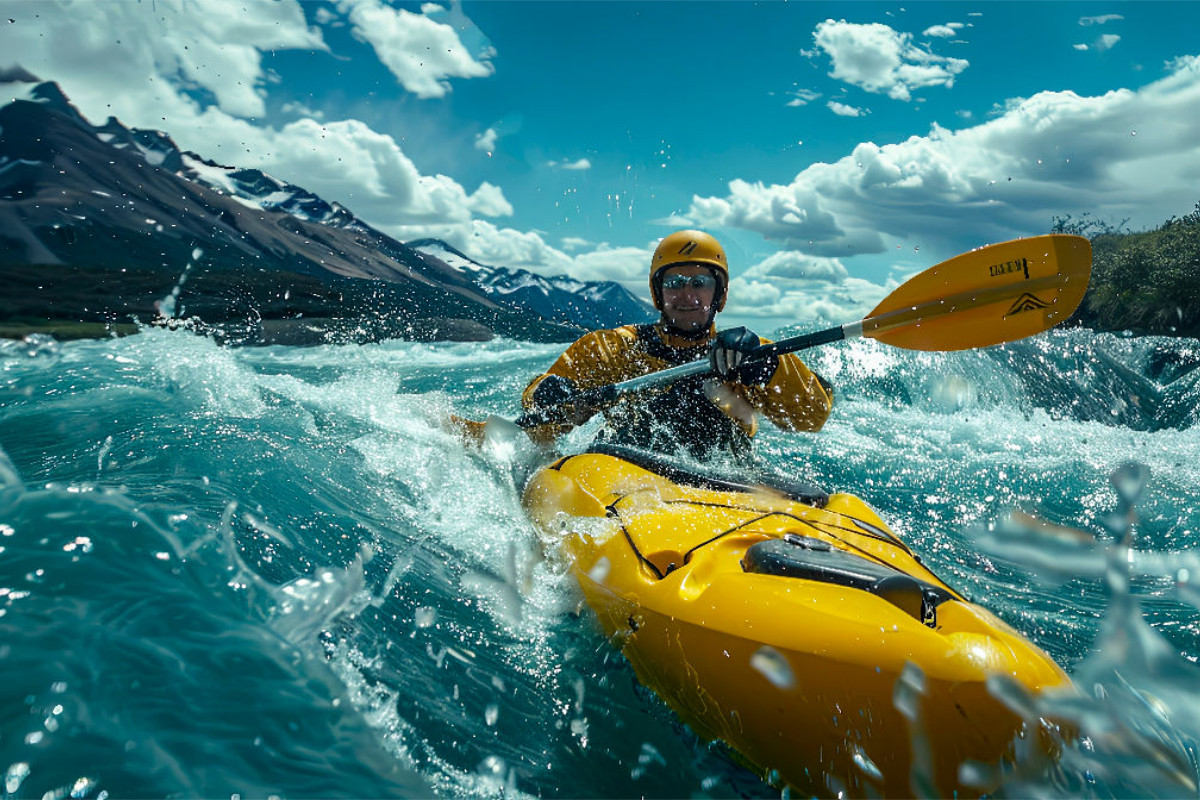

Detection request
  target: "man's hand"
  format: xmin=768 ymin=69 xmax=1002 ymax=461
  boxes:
xmin=528 ymin=375 xmax=597 ymax=425
xmin=709 ymin=327 xmax=778 ymax=386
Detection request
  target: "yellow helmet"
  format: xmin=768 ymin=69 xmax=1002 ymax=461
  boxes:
xmin=649 ymin=229 xmax=729 ymax=311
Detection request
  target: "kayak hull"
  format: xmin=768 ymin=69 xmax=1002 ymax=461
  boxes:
xmin=523 ymin=448 xmax=1071 ymax=796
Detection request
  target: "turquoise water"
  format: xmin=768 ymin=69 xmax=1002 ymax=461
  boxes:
xmin=2 ymin=326 xmax=1200 ymax=798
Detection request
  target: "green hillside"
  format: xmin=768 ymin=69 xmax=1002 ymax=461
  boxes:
xmin=1058 ymin=202 xmax=1200 ymax=338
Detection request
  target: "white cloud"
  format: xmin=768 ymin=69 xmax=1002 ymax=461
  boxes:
xmin=1075 ymin=33 xmax=1122 ymax=53
xmin=721 ymin=251 xmax=865 ymax=325
xmin=432 ymin=221 xmax=652 ymax=288
xmin=1 ymin=0 xmax=326 ymax=120
xmin=335 ymin=0 xmax=494 ymax=99
xmin=813 ymin=19 xmax=969 ymax=101
xmin=786 ymin=88 xmax=822 ymax=107
xmin=183 ymin=113 xmax=513 ymax=234
xmin=548 ymin=158 xmax=592 ymax=171
xmin=1080 ymin=14 xmax=1124 ymax=26
xmin=475 ymin=127 xmax=498 ymax=153
xmin=649 ymin=212 xmax=696 ymax=228
xmin=828 ymin=100 xmax=868 ymax=117
xmin=314 ymin=8 xmax=340 ymax=26
xmin=684 ymin=55 xmax=1200 ymax=262
xmin=723 ymin=273 xmax=890 ymax=327
xmin=923 ymin=23 xmax=964 ymax=38
xmin=462 ymin=181 xmax=513 ymax=218
xmin=744 ymin=251 xmax=849 ymax=284
xmin=281 ymin=101 xmax=325 ymax=120
xmin=3 ymin=0 xmax=510 ymax=246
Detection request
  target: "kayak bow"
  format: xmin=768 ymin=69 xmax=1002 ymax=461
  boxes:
xmin=522 ymin=444 xmax=1071 ymax=797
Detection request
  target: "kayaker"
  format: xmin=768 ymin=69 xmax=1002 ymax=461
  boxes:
xmin=521 ymin=229 xmax=833 ymax=462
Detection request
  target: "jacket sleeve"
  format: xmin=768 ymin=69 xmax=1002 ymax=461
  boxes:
xmin=521 ymin=327 xmax=654 ymax=441
xmin=741 ymin=348 xmax=834 ymax=433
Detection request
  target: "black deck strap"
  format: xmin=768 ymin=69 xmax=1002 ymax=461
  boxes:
xmin=605 ymin=493 xmax=666 ymax=580
xmin=586 ymin=442 xmax=829 ymax=507
xmin=741 ymin=534 xmax=955 ymax=626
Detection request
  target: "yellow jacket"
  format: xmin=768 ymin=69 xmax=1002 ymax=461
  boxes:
xmin=522 ymin=323 xmax=833 ymax=460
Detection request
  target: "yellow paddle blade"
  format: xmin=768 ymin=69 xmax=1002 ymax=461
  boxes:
xmin=864 ymin=234 xmax=1092 ymax=351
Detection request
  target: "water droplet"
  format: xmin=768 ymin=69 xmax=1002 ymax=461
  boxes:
xmin=5 ymin=763 xmax=31 ymax=793
xmin=69 ymin=777 xmax=96 ymax=796
xmin=750 ymin=645 xmax=795 ymax=689
xmin=484 ymin=703 xmax=499 ymax=726
xmin=477 ymin=754 xmax=506 ymax=778
xmin=852 ymin=748 xmax=884 ymax=780
xmin=414 ymin=606 xmax=437 ymax=629
xmin=1111 ymin=462 xmax=1148 ymax=506
xmin=588 ymin=557 xmax=611 ymax=584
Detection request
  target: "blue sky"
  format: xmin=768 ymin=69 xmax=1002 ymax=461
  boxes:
xmin=5 ymin=1 xmax=1200 ymax=331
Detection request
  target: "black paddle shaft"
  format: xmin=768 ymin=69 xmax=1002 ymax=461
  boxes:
xmin=516 ymin=324 xmax=849 ymax=428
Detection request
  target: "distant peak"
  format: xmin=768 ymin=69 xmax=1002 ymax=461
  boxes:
xmin=407 ymin=237 xmax=471 ymax=259
xmin=0 ymin=64 xmax=41 ymax=84
xmin=28 ymin=81 xmax=73 ymax=108
xmin=0 ymin=79 xmax=90 ymax=127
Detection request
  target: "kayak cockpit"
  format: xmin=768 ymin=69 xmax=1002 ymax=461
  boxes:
xmin=587 ymin=442 xmax=829 ymax=507
xmin=741 ymin=533 xmax=958 ymax=626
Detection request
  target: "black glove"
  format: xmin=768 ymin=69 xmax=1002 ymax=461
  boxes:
xmin=528 ymin=375 xmax=598 ymax=425
xmin=709 ymin=327 xmax=779 ymax=386
xmin=530 ymin=374 xmax=579 ymax=410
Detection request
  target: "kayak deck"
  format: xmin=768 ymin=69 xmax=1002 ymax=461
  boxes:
xmin=522 ymin=445 xmax=1071 ymax=796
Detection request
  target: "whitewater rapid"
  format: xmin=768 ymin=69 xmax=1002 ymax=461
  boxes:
xmin=2 ymin=326 xmax=1199 ymax=798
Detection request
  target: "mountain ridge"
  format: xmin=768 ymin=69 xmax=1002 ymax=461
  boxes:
xmin=409 ymin=238 xmax=657 ymax=330
xmin=0 ymin=77 xmax=580 ymax=344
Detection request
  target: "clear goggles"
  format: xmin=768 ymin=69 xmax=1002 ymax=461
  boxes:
xmin=661 ymin=273 xmax=717 ymax=291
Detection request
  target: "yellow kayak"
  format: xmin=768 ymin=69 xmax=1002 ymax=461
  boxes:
xmin=522 ymin=443 xmax=1071 ymax=797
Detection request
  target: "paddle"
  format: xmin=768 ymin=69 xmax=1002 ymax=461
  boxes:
xmin=455 ymin=233 xmax=1092 ymax=440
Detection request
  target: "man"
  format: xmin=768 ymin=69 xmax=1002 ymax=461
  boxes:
xmin=521 ymin=229 xmax=833 ymax=462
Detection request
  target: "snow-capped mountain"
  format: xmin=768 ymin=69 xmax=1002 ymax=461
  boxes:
xmin=410 ymin=238 xmax=657 ymax=330
xmin=0 ymin=77 xmax=578 ymax=342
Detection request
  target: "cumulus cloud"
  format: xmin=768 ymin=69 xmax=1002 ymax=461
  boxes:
xmin=720 ymin=251 xmax=864 ymax=323
xmin=684 ymin=55 xmax=1200 ymax=263
xmin=719 ymin=251 xmax=870 ymax=326
xmin=786 ymin=88 xmax=822 ymax=107
xmin=2 ymin=0 xmax=326 ymax=120
xmin=1074 ymin=33 xmax=1122 ymax=53
xmin=923 ymin=23 xmax=964 ymax=38
xmin=812 ymin=19 xmax=969 ymax=101
xmin=335 ymin=0 xmax=494 ymax=99
xmin=431 ymin=221 xmax=654 ymax=293
xmin=723 ymin=272 xmax=890 ymax=327
xmin=3 ymin=0 xmax=510 ymax=245
xmin=475 ymin=127 xmax=499 ymax=153
xmin=548 ymin=158 xmax=592 ymax=171
xmin=650 ymin=212 xmax=698 ymax=228
xmin=828 ymin=100 xmax=868 ymax=117
xmin=744 ymin=251 xmax=850 ymax=284
xmin=1080 ymin=14 xmax=1124 ymax=26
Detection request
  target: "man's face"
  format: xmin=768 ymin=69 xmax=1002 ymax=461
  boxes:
xmin=660 ymin=264 xmax=719 ymax=334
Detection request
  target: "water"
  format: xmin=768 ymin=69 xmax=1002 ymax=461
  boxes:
xmin=2 ymin=325 xmax=1200 ymax=798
